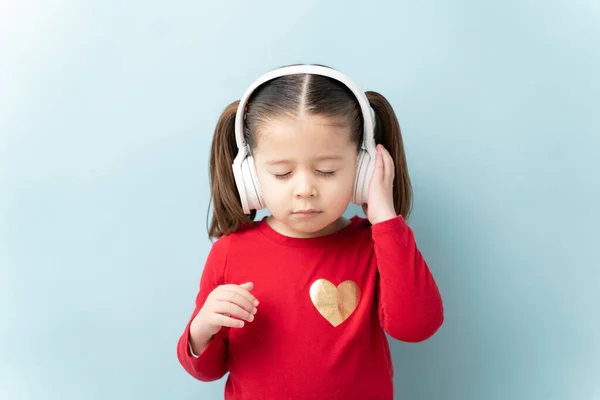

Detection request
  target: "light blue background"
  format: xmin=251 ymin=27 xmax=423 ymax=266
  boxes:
xmin=1 ymin=1 xmax=599 ymax=399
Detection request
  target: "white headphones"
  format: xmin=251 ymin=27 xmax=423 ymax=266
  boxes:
xmin=231 ymin=65 xmax=376 ymax=214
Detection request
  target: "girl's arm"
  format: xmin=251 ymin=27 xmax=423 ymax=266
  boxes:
xmin=372 ymin=215 xmax=444 ymax=342
xmin=176 ymin=236 xmax=231 ymax=381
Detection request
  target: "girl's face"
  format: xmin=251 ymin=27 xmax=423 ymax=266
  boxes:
xmin=252 ymin=114 xmax=358 ymax=238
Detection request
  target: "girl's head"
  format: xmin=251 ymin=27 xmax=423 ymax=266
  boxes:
xmin=208 ymin=64 xmax=412 ymax=239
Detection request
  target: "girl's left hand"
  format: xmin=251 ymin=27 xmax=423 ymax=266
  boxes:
xmin=362 ymin=144 xmax=397 ymax=225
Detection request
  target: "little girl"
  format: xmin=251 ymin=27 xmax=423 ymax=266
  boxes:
xmin=177 ymin=64 xmax=444 ymax=399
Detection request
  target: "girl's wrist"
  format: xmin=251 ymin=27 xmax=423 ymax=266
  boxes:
xmin=190 ymin=316 xmax=214 ymax=345
xmin=189 ymin=324 xmax=214 ymax=355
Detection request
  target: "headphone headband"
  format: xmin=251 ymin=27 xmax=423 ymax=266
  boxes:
xmin=233 ymin=65 xmax=376 ymax=156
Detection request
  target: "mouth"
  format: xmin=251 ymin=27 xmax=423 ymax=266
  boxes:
xmin=292 ymin=209 xmax=322 ymax=217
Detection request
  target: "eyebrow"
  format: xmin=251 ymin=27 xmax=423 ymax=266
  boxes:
xmin=266 ymin=155 xmax=344 ymax=165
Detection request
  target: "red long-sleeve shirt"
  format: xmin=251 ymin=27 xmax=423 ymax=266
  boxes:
xmin=177 ymin=215 xmax=443 ymax=399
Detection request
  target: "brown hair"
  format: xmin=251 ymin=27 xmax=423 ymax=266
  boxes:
xmin=207 ymin=66 xmax=412 ymax=240
xmin=366 ymin=91 xmax=413 ymax=219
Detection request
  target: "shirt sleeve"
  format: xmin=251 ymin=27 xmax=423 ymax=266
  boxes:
xmin=371 ymin=215 xmax=444 ymax=342
xmin=176 ymin=235 xmax=231 ymax=381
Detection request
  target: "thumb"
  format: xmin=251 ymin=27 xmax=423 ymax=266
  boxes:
xmin=239 ymin=282 xmax=254 ymax=290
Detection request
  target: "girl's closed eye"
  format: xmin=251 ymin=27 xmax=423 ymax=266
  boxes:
xmin=273 ymin=172 xmax=292 ymax=180
xmin=316 ymin=170 xmax=336 ymax=177
xmin=273 ymin=170 xmax=336 ymax=180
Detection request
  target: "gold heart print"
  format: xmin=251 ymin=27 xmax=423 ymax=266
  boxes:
xmin=309 ymin=279 xmax=360 ymax=327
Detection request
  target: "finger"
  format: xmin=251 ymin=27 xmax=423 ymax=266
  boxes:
xmin=221 ymin=283 xmax=259 ymax=307
xmin=236 ymin=282 xmax=259 ymax=305
xmin=215 ymin=288 xmax=258 ymax=315
xmin=211 ymin=313 xmax=246 ymax=328
xmin=382 ymin=147 xmax=395 ymax=182
xmin=214 ymin=300 xmax=255 ymax=323
xmin=374 ymin=146 xmax=384 ymax=180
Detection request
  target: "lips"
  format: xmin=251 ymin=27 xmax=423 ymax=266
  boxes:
xmin=293 ymin=209 xmax=320 ymax=214
xmin=291 ymin=209 xmax=322 ymax=218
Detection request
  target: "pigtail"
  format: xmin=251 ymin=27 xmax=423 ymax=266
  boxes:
xmin=207 ymin=101 xmax=256 ymax=240
xmin=365 ymin=91 xmax=413 ymax=220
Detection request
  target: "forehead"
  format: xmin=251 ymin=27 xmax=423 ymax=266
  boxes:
xmin=253 ymin=114 xmax=355 ymax=160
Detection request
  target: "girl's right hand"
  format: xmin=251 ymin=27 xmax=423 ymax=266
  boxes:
xmin=190 ymin=282 xmax=259 ymax=343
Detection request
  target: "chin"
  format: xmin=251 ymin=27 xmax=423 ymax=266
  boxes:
xmin=288 ymin=216 xmax=340 ymax=236
xmin=287 ymin=218 xmax=325 ymax=231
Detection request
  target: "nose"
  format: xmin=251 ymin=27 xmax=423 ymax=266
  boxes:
xmin=293 ymin=171 xmax=317 ymax=198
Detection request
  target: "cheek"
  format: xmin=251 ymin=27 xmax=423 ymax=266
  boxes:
xmin=255 ymin=172 xmax=285 ymax=205
xmin=324 ymin=172 xmax=355 ymax=202
xmin=340 ymin=167 xmax=358 ymax=191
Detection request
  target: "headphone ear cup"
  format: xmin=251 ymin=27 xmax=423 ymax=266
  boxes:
xmin=240 ymin=154 xmax=265 ymax=212
xmin=353 ymin=150 xmax=374 ymax=205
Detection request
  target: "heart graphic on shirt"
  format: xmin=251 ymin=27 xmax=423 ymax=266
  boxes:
xmin=309 ymin=279 xmax=360 ymax=327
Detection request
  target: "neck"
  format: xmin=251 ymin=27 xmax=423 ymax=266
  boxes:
xmin=266 ymin=216 xmax=350 ymax=239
